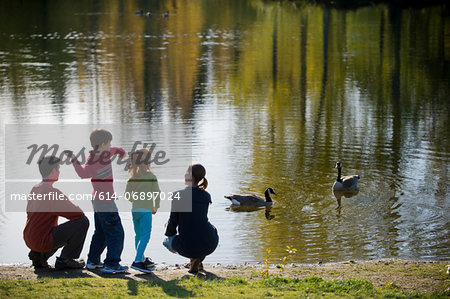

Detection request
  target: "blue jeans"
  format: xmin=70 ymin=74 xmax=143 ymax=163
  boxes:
xmin=132 ymin=209 xmax=152 ymax=262
xmin=87 ymin=211 xmax=124 ymax=267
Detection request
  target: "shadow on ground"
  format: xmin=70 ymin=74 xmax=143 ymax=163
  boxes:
xmin=34 ymin=267 xmax=224 ymax=298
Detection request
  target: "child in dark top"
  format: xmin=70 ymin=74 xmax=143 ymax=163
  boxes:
xmin=126 ymin=148 xmax=161 ymax=273
xmin=163 ymin=164 xmax=219 ymax=273
xmin=66 ymin=129 xmax=128 ymax=274
xmin=24 ymin=156 xmax=89 ymax=270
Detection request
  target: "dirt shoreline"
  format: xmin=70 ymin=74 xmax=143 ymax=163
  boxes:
xmin=1 ymin=259 xmax=449 ymax=293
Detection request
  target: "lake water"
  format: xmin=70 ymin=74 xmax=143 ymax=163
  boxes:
xmin=0 ymin=0 xmax=449 ymax=266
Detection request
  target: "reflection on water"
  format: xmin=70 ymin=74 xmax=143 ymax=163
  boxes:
xmin=333 ymin=189 xmax=359 ymax=207
xmin=0 ymin=0 xmax=449 ymax=265
xmin=227 ymin=205 xmax=275 ymax=220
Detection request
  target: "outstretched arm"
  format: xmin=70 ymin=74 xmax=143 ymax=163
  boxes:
xmin=111 ymin=147 xmax=126 ymax=158
xmin=64 ymin=150 xmax=96 ymax=179
xmin=72 ymin=160 xmax=97 ymax=178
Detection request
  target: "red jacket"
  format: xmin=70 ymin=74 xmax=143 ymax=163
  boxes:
xmin=72 ymin=147 xmax=125 ymax=200
xmin=23 ymin=183 xmax=85 ymax=252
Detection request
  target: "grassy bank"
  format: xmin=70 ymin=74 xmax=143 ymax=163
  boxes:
xmin=1 ymin=275 xmax=448 ymax=298
xmin=0 ymin=259 xmax=448 ymax=298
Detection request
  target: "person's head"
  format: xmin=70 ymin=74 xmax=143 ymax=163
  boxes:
xmin=128 ymin=148 xmax=151 ymax=177
xmin=38 ymin=155 xmax=61 ymax=182
xmin=90 ymin=129 xmax=112 ymax=152
xmin=185 ymin=163 xmax=208 ymax=191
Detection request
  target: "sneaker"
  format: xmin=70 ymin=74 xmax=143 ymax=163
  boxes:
xmin=143 ymin=257 xmax=156 ymax=269
xmin=86 ymin=261 xmax=104 ymax=270
xmin=28 ymin=251 xmax=49 ymax=268
xmin=102 ymin=264 xmax=128 ymax=274
xmin=55 ymin=257 xmax=85 ymax=270
xmin=131 ymin=261 xmax=152 ymax=273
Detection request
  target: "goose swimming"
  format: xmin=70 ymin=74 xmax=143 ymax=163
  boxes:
xmin=225 ymin=188 xmax=276 ymax=206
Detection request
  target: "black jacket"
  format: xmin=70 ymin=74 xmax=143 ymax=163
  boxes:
xmin=165 ymin=186 xmax=219 ymax=258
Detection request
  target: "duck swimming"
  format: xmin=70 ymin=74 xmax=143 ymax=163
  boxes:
xmin=225 ymin=188 xmax=276 ymax=206
xmin=332 ymin=162 xmax=360 ymax=191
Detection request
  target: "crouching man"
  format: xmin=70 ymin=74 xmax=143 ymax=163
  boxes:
xmin=23 ymin=156 xmax=89 ymax=270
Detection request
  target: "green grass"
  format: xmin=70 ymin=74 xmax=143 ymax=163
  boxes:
xmin=1 ymin=275 xmax=448 ymax=298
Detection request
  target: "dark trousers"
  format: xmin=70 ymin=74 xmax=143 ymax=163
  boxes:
xmin=31 ymin=216 xmax=89 ymax=261
xmin=87 ymin=212 xmax=124 ymax=267
xmin=172 ymin=226 xmax=219 ymax=259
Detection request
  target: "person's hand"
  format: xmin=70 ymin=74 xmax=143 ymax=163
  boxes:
xmin=152 ymin=209 xmax=157 ymax=215
xmin=163 ymin=236 xmax=177 ymax=253
xmin=116 ymin=149 xmax=126 ymax=158
xmin=63 ymin=150 xmax=75 ymax=160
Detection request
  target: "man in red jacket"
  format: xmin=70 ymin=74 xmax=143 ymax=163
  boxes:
xmin=23 ymin=156 xmax=89 ymax=270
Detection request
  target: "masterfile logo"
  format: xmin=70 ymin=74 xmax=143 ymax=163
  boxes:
xmin=4 ymin=124 xmax=193 ymax=212
xmin=25 ymin=141 xmax=170 ymax=169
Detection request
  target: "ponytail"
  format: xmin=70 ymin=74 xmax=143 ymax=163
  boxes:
xmin=191 ymin=163 xmax=208 ymax=191
xmin=198 ymin=177 xmax=208 ymax=191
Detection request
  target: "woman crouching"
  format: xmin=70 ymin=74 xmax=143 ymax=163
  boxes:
xmin=163 ymin=164 xmax=219 ymax=273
